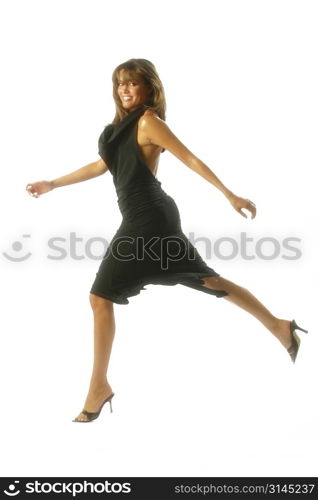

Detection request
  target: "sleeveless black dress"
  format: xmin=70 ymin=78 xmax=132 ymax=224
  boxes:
xmin=90 ymin=104 xmax=228 ymax=304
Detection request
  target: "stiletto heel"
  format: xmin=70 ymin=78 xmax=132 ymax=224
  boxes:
xmin=291 ymin=319 xmax=308 ymax=334
xmin=73 ymin=393 xmax=115 ymax=423
xmin=287 ymin=319 xmax=308 ymax=363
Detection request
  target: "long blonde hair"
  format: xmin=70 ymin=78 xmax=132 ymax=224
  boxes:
xmin=111 ymin=58 xmax=166 ymax=125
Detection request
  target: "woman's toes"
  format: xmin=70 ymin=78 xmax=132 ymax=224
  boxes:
xmin=73 ymin=412 xmax=88 ymax=422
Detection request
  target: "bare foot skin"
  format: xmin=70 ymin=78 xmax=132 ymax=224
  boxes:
xmin=73 ymin=382 xmax=113 ymax=422
xmin=273 ymin=319 xmax=293 ymax=349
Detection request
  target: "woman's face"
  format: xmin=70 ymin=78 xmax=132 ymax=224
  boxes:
xmin=117 ymin=69 xmax=150 ymax=112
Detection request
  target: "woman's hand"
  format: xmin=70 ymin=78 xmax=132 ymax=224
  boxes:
xmin=26 ymin=180 xmax=54 ymax=198
xmin=228 ymin=193 xmax=256 ymax=219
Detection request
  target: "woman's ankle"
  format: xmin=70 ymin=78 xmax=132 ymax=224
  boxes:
xmin=89 ymin=379 xmax=112 ymax=393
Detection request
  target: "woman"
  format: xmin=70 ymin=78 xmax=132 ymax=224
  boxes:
xmin=26 ymin=58 xmax=308 ymax=423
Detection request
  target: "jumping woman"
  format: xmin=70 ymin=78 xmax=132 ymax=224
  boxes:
xmin=26 ymin=58 xmax=308 ymax=423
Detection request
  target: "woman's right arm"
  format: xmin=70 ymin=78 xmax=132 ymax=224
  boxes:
xmin=26 ymin=158 xmax=108 ymax=198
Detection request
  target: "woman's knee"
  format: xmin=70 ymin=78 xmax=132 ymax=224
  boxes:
xmin=202 ymin=275 xmax=224 ymax=289
xmin=201 ymin=275 xmax=232 ymax=296
xmin=89 ymin=293 xmax=114 ymax=311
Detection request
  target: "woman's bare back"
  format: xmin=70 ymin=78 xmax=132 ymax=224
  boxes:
xmin=136 ymin=109 xmax=162 ymax=177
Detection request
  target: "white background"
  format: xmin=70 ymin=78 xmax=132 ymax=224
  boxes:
xmin=0 ymin=0 xmax=317 ymax=477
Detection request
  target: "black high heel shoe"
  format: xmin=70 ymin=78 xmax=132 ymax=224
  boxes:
xmin=72 ymin=393 xmax=115 ymax=423
xmin=287 ymin=320 xmax=308 ymax=363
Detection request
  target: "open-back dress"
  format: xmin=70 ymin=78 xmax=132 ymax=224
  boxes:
xmin=90 ymin=104 xmax=228 ymax=304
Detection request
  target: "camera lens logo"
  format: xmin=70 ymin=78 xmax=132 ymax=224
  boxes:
xmin=2 ymin=235 xmax=32 ymax=262
xmin=3 ymin=481 xmax=20 ymax=496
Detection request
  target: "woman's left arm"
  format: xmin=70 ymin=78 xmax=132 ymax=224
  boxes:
xmin=140 ymin=112 xmax=256 ymax=219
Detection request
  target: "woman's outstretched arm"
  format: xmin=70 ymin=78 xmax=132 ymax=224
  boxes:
xmin=26 ymin=158 xmax=108 ymax=198
xmin=139 ymin=111 xmax=256 ymax=219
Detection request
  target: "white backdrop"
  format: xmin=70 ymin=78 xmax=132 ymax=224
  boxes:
xmin=0 ymin=0 xmax=317 ymax=477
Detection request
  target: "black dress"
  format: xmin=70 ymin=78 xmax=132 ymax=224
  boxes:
xmin=90 ymin=104 xmax=228 ymax=304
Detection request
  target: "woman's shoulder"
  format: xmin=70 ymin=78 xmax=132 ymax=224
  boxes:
xmin=142 ymin=106 xmax=160 ymax=119
xmin=139 ymin=107 xmax=166 ymax=154
xmin=99 ymin=123 xmax=114 ymax=142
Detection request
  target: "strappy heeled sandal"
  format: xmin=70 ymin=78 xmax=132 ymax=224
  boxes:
xmin=72 ymin=393 xmax=115 ymax=423
xmin=287 ymin=320 xmax=308 ymax=363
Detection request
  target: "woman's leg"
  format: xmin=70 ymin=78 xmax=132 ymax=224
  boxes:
xmin=202 ymin=276 xmax=294 ymax=349
xmin=73 ymin=293 xmax=116 ymax=422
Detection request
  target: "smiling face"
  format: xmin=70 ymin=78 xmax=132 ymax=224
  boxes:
xmin=117 ymin=69 xmax=151 ymax=112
